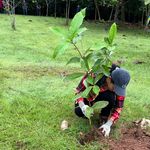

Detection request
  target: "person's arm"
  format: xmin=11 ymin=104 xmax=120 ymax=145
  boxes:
xmin=75 ymin=73 xmax=96 ymax=116
xmin=110 ymin=95 xmax=125 ymax=122
xmin=75 ymin=73 xmax=88 ymax=103
xmin=75 ymin=74 xmax=90 ymax=116
xmin=99 ymin=95 xmax=125 ymax=137
xmin=75 ymin=72 xmax=100 ymax=103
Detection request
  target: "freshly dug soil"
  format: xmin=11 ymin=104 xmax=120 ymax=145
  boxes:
xmin=79 ymin=127 xmax=106 ymax=145
xmin=79 ymin=122 xmax=150 ymax=150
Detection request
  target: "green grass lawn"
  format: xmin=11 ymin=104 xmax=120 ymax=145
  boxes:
xmin=0 ymin=14 xmax=150 ymax=150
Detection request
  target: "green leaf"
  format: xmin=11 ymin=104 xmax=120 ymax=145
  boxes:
xmin=83 ymin=57 xmax=90 ymax=71
xmin=65 ymin=73 xmax=83 ymax=80
xmin=104 ymin=37 xmax=110 ymax=45
xmin=69 ymin=8 xmax=86 ymax=35
xmin=92 ymin=85 xmax=99 ymax=95
xmin=92 ymin=59 xmax=103 ymax=73
xmin=102 ymin=65 xmax=110 ymax=76
xmin=72 ymin=35 xmax=82 ymax=44
xmin=92 ymin=51 xmax=104 ymax=61
xmin=92 ymin=101 xmax=109 ymax=110
xmin=91 ymin=43 xmax=106 ymax=51
xmin=77 ymin=27 xmax=87 ymax=35
xmin=53 ymin=43 xmax=69 ymax=58
xmin=66 ymin=57 xmax=80 ymax=65
xmin=95 ymin=73 xmax=103 ymax=84
xmin=85 ymin=107 xmax=94 ymax=119
xmin=108 ymin=45 xmax=116 ymax=51
xmin=145 ymin=0 xmax=150 ymax=5
xmin=80 ymin=8 xmax=86 ymax=16
xmin=84 ymin=48 xmax=93 ymax=55
xmin=80 ymin=59 xmax=88 ymax=71
xmin=92 ymin=64 xmax=100 ymax=73
xmin=81 ymin=86 xmax=92 ymax=98
xmin=50 ymin=27 xmax=65 ymax=37
xmin=72 ymin=27 xmax=87 ymax=44
xmin=108 ymin=23 xmax=117 ymax=45
xmin=86 ymin=75 xmax=94 ymax=85
xmin=85 ymin=52 xmax=93 ymax=60
xmin=71 ymin=93 xmax=82 ymax=101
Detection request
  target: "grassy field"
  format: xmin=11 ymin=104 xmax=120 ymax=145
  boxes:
xmin=0 ymin=14 xmax=150 ymax=150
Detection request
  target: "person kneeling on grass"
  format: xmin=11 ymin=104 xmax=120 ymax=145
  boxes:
xmin=74 ymin=64 xmax=130 ymax=137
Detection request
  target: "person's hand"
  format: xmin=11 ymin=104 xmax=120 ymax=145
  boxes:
xmin=99 ymin=120 xmax=113 ymax=137
xmin=81 ymin=105 xmax=89 ymax=116
xmin=79 ymin=101 xmax=93 ymax=118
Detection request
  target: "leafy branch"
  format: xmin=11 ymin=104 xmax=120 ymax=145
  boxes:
xmin=50 ymin=8 xmax=117 ymax=123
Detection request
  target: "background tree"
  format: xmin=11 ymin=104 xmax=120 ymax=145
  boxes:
xmin=45 ymin=0 xmax=53 ymax=16
xmin=65 ymin=0 xmax=70 ymax=25
xmin=144 ymin=0 xmax=150 ymax=27
xmin=94 ymin=0 xmax=101 ymax=21
xmin=54 ymin=0 xmax=56 ymax=18
xmin=2 ymin=0 xmax=21 ymax=30
xmin=1 ymin=0 xmax=150 ymax=27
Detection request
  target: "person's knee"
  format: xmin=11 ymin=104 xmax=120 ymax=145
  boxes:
xmin=74 ymin=106 xmax=84 ymax=117
xmin=106 ymin=92 xmax=115 ymax=105
xmin=100 ymin=107 xmax=111 ymax=117
xmin=109 ymin=91 xmax=115 ymax=98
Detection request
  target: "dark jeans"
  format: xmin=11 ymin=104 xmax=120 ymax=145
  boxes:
xmin=74 ymin=90 xmax=115 ymax=118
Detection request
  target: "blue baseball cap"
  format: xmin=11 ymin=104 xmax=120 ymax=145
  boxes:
xmin=111 ymin=68 xmax=130 ymax=96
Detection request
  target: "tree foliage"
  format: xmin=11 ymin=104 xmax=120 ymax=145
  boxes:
xmin=1 ymin=0 xmax=149 ymax=24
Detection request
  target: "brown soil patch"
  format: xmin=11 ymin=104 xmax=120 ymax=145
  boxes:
xmin=15 ymin=141 xmax=27 ymax=150
xmin=133 ymin=60 xmax=145 ymax=64
xmin=79 ymin=127 xmax=106 ymax=145
xmin=109 ymin=124 xmax=150 ymax=150
xmin=79 ymin=123 xmax=150 ymax=150
xmin=0 ymin=65 xmax=75 ymax=78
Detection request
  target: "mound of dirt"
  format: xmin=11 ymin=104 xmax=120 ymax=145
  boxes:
xmin=108 ymin=124 xmax=150 ymax=150
xmin=79 ymin=127 xmax=106 ymax=145
xmin=79 ymin=122 xmax=150 ymax=150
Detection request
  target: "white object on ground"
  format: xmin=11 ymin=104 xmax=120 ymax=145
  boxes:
xmin=61 ymin=120 xmax=69 ymax=131
xmin=135 ymin=118 xmax=150 ymax=129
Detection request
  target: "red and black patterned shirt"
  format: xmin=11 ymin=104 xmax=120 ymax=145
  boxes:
xmin=75 ymin=71 xmax=125 ymax=123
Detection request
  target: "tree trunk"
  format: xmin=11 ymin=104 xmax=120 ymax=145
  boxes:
xmin=65 ymin=0 xmax=67 ymax=18
xmin=65 ymin=0 xmax=68 ymax=25
xmin=95 ymin=8 xmax=97 ymax=21
xmin=67 ymin=0 xmax=70 ymax=18
xmin=121 ymin=1 xmax=125 ymax=22
xmin=147 ymin=4 xmax=150 ymax=17
xmin=45 ymin=0 xmax=49 ymax=16
xmin=109 ymin=7 xmax=114 ymax=21
xmin=145 ymin=4 xmax=150 ymax=27
xmin=46 ymin=4 xmax=49 ymax=16
xmin=145 ymin=5 xmax=148 ymax=25
xmin=128 ymin=9 xmax=131 ymax=22
xmin=11 ymin=15 xmax=16 ymax=30
xmin=114 ymin=2 xmax=120 ymax=23
xmin=54 ymin=0 xmax=56 ymax=18
xmin=12 ymin=0 xmax=15 ymax=14
xmin=65 ymin=0 xmax=70 ymax=25
xmin=141 ymin=8 xmax=144 ymax=26
xmin=94 ymin=0 xmax=101 ymax=21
